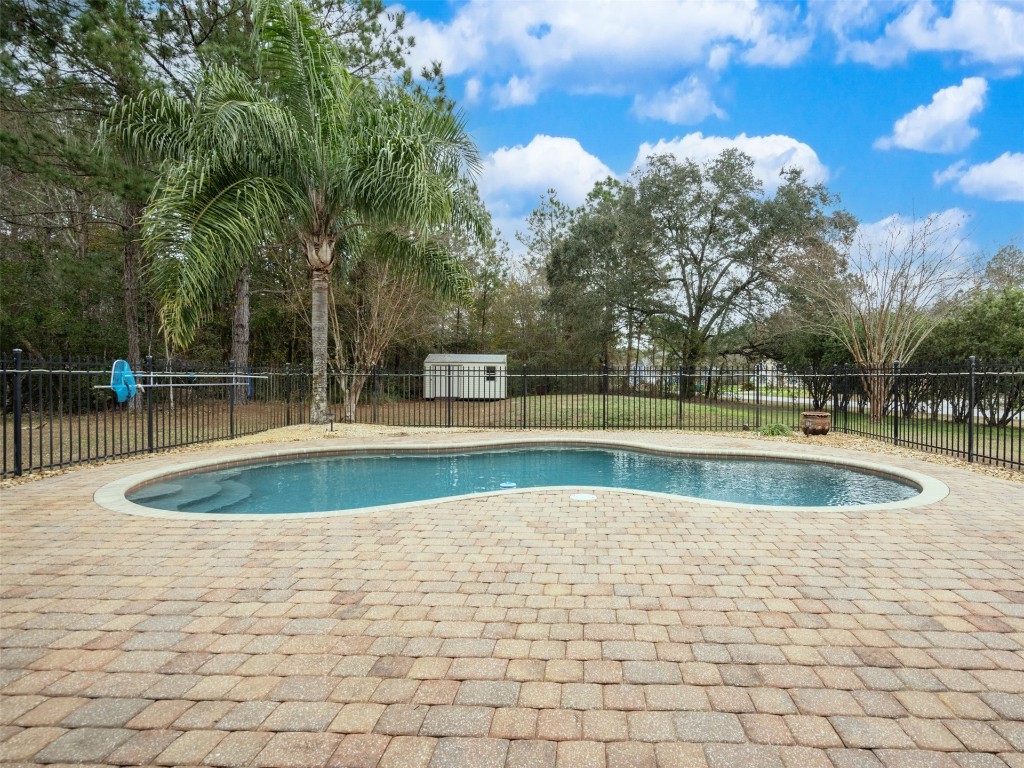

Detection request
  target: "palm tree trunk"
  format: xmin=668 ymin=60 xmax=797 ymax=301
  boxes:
xmin=310 ymin=267 xmax=331 ymax=423
xmin=231 ymin=265 xmax=250 ymax=404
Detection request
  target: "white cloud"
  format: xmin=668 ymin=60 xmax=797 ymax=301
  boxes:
xmin=477 ymin=134 xmax=615 ymax=220
xmin=829 ymin=0 xmax=1024 ymax=69
xmin=810 ymin=0 xmax=898 ymax=40
xmin=476 ymin=135 xmax=615 ymax=251
xmin=463 ymin=78 xmax=482 ymax=105
xmin=492 ymin=76 xmax=537 ymax=108
xmin=934 ymin=152 xmax=1024 ymax=201
xmin=632 ymin=76 xmax=727 ymax=124
xmin=707 ymin=44 xmax=734 ymax=71
xmin=856 ymin=208 xmax=969 ymax=252
xmin=743 ymin=29 xmax=814 ymax=66
xmin=742 ymin=3 xmax=814 ymax=65
xmin=400 ymin=0 xmax=811 ymax=107
xmin=874 ymin=77 xmax=988 ymax=153
xmin=633 ymin=132 xmax=829 ymax=191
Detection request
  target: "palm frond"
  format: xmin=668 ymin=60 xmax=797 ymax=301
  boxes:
xmin=101 ymin=88 xmax=194 ymax=164
xmin=145 ymin=161 xmax=297 ymax=348
xmin=250 ymin=0 xmax=349 ymax=138
xmin=329 ymin=85 xmax=480 ymax=236
xmin=367 ymin=228 xmax=473 ymax=305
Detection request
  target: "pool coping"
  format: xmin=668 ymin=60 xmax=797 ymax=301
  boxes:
xmin=93 ymin=435 xmax=950 ymax=520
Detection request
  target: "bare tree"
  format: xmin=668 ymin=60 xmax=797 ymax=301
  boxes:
xmin=333 ymin=258 xmax=437 ymax=421
xmin=811 ymin=212 xmax=969 ymax=420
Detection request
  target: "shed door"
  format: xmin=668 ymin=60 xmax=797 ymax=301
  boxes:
xmin=433 ymin=364 xmax=462 ymax=398
xmin=448 ymin=366 xmax=463 ymax=398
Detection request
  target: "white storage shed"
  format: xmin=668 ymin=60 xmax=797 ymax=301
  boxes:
xmin=424 ymin=354 xmax=507 ymax=400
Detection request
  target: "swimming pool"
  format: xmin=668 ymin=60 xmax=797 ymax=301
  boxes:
xmin=109 ymin=442 xmax=939 ymax=517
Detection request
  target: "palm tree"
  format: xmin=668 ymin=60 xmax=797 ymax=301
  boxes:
xmin=105 ymin=0 xmax=480 ymax=422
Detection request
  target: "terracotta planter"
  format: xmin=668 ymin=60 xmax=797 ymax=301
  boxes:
xmin=801 ymin=411 xmax=831 ymax=436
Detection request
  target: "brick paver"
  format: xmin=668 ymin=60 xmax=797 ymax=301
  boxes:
xmin=1 ymin=431 xmax=1022 ymax=767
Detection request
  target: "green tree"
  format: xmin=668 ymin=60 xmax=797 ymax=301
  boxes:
xmin=465 ymin=233 xmax=511 ymax=350
xmin=2 ymin=0 xmax=416 ymax=365
xmin=547 ymin=180 xmax=666 ymax=368
xmin=635 ymin=151 xmax=851 ymax=375
xmin=483 ymin=256 xmax=563 ymax=368
xmin=108 ymin=0 xmax=480 ymax=422
xmin=924 ymin=288 xmax=1024 ymax=426
xmin=518 ymin=189 xmax=575 ymax=267
xmin=922 ymin=288 xmax=1024 ymax=362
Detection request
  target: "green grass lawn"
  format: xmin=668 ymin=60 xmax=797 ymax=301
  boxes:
xmin=363 ymin=392 xmax=1020 ymax=467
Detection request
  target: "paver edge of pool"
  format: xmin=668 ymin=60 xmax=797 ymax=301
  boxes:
xmin=94 ymin=436 xmax=950 ymax=520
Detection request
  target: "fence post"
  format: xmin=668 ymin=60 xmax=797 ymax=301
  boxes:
xmin=677 ymin=366 xmax=683 ymax=426
xmin=228 ymin=360 xmax=236 ymax=438
xmin=602 ymin=364 xmax=609 ymax=430
xmin=371 ymin=365 xmax=378 ymax=424
xmin=145 ymin=355 xmax=154 ymax=453
xmin=892 ymin=361 xmax=900 ymax=446
xmin=754 ymin=363 xmax=762 ymax=429
xmin=446 ymin=364 xmax=453 ymax=428
xmin=285 ymin=363 xmax=292 ymax=426
xmin=831 ymin=364 xmax=839 ymax=415
xmin=967 ymin=355 xmax=976 ymax=463
xmin=12 ymin=348 xmax=23 ymax=477
xmin=521 ymin=365 xmax=527 ymax=430
xmin=842 ymin=363 xmax=850 ymax=432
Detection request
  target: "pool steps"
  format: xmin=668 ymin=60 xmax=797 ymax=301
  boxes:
xmin=130 ymin=476 xmax=251 ymax=513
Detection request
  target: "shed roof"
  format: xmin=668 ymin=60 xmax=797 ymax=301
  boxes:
xmin=424 ymin=354 xmax=507 ymax=365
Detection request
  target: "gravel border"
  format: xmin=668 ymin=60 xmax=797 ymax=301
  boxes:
xmin=3 ymin=422 xmax=1020 ymax=489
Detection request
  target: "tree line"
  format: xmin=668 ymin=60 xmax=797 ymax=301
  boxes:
xmin=3 ymin=0 xmax=1022 ymax=424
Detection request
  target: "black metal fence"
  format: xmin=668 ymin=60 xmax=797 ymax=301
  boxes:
xmin=346 ymin=359 xmax=1022 ymax=471
xmin=2 ymin=351 xmax=309 ymax=478
xmin=840 ymin=360 xmax=1023 ymax=469
xmin=4 ymin=351 xmax=1022 ymax=478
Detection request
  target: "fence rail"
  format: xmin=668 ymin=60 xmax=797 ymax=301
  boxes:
xmin=3 ymin=351 xmax=1021 ymax=478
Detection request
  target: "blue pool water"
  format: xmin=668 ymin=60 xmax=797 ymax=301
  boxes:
xmin=127 ymin=447 xmax=919 ymax=514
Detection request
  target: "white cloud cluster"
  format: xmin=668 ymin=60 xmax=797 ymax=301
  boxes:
xmin=742 ymin=2 xmax=814 ymax=65
xmin=400 ymin=0 xmax=1023 ymax=123
xmin=934 ymin=152 xmax=1024 ymax=201
xmin=632 ymin=76 xmax=727 ymax=125
xmin=476 ymin=135 xmax=615 ymax=240
xmin=827 ymin=0 xmax=1024 ymax=69
xmin=463 ymin=78 xmax=482 ymax=105
xmin=477 ymin=132 xmax=831 ymax=248
xmin=634 ymin=132 xmax=829 ymax=191
xmin=856 ymin=208 xmax=970 ymax=254
xmin=493 ymin=76 xmax=536 ymax=108
xmin=478 ymin=135 xmax=615 ymax=207
xmin=400 ymin=0 xmax=810 ymax=110
xmin=875 ymin=77 xmax=988 ymax=153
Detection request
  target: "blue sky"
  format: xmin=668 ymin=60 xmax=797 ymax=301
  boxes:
xmin=389 ymin=0 xmax=1023 ymax=257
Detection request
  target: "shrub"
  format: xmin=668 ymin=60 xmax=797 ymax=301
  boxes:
xmin=756 ymin=423 xmax=792 ymax=436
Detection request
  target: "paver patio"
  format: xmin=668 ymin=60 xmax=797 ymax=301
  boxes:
xmin=1 ymin=431 xmax=1022 ymax=767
